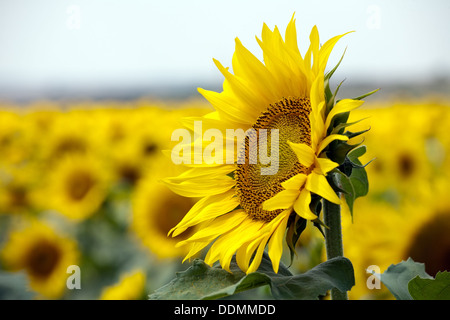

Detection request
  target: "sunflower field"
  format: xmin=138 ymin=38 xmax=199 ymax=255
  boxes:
xmin=1 ymin=96 xmax=450 ymax=300
xmin=1 ymin=8 xmax=450 ymax=303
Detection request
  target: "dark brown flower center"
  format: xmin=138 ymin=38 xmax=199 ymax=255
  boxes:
xmin=66 ymin=170 xmax=96 ymax=201
xmin=154 ymin=190 xmax=195 ymax=239
xmin=404 ymin=212 xmax=450 ymax=277
xmin=235 ymin=97 xmax=312 ymax=222
xmin=26 ymin=240 xmax=61 ymax=278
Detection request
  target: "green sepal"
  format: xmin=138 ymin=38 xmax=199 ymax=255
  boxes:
xmin=331 ymin=117 xmax=370 ymax=135
xmin=328 ymin=146 xmax=370 ymax=219
xmin=343 ymin=127 xmax=371 ymax=139
xmin=285 ymin=215 xmax=307 ymax=267
xmin=324 ymin=48 xmax=347 ymax=116
xmin=352 ymin=88 xmax=380 ymax=101
xmin=326 ymin=79 xmax=346 ymax=116
xmin=324 ymin=47 xmax=347 ymax=82
xmin=313 ymin=217 xmax=328 ymax=238
xmin=326 ymin=138 xmax=361 ymax=165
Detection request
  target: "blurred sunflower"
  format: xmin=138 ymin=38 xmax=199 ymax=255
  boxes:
xmin=131 ymin=173 xmax=196 ymax=259
xmin=0 ymin=110 xmax=29 ymax=165
xmin=0 ymin=165 xmax=40 ymax=215
xmin=38 ymin=112 xmax=93 ymax=163
xmin=348 ymin=103 xmax=438 ymax=200
xmin=99 ymin=269 xmax=146 ymax=300
xmin=1 ymin=220 xmax=79 ymax=299
xmin=343 ymin=178 xmax=450 ymax=299
xmin=164 ymin=16 xmax=365 ymax=273
xmin=43 ymin=154 xmax=110 ymax=221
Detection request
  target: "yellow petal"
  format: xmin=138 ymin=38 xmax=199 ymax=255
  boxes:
xmin=181 ymin=210 xmax=247 ymax=243
xmin=281 ymin=173 xmax=308 ymax=190
xmin=233 ymin=38 xmax=278 ymax=102
xmin=162 ymin=178 xmax=235 ymax=198
xmin=268 ymin=211 xmax=290 ymax=273
xmin=247 ymin=234 xmax=271 ymax=274
xmin=306 ymin=172 xmax=341 ymax=204
xmin=262 ymin=189 xmax=299 ymax=211
xmin=287 ymin=141 xmax=315 ymax=167
xmin=212 ymin=58 xmax=264 ymax=116
xmin=325 ymin=99 xmax=364 ymax=129
xmin=170 ymin=190 xmax=238 ymax=236
xmin=318 ymin=31 xmax=353 ymax=72
xmin=314 ymin=157 xmax=339 ymax=176
xmin=293 ymin=189 xmax=317 ymax=220
xmin=198 ymin=88 xmax=255 ymax=125
xmin=310 ymin=74 xmax=325 ymax=116
xmin=317 ymin=134 xmax=349 ymax=155
xmin=309 ymin=26 xmax=320 ymax=75
xmin=235 ymin=222 xmax=266 ymax=272
xmin=181 ymin=241 xmax=211 ymax=263
xmin=285 ymin=13 xmax=301 ymax=56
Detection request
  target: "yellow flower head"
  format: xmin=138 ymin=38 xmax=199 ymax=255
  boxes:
xmin=132 ymin=172 xmax=197 ymax=259
xmin=164 ymin=15 xmax=366 ymax=274
xmin=43 ymin=154 xmax=110 ymax=221
xmin=1 ymin=220 xmax=79 ymax=299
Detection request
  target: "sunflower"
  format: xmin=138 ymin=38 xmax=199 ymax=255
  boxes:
xmin=131 ymin=163 xmax=197 ymax=259
xmin=99 ymin=269 xmax=146 ymax=300
xmin=1 ymin=220 xmax=79 ymax=299
xmin=0 ymin=109 xmax=30 ymax=166
xmin=342 ymin=177 xmax=450 ymax=299
xmin=43 ymin=154 xmax=110 ymax=221
xmin=37 ymin=111 xmax=93 ymax=164
xmin=164 ymin=15 xmax=366 ymax=274
xmin=0 ymin=165 xmax=40 ymax=215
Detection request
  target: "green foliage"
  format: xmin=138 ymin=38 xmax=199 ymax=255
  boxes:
xmin=409 ymin=271 xmax=450 ymax=300
xmin=149 ymin=253 xmax=355 ymax=300
xmin=329 ymin=145 xmax=370 ymax=218
xmin=376 ymin=258 xmax=432 ymax=300
xmin=369 ymin=258 xmax=450 ymax=300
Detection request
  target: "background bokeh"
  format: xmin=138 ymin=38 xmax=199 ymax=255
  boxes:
xmin=0 ymin=1 xmax=449 ymax=300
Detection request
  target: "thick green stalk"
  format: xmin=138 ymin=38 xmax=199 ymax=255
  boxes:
xmin=323 ymin=198 xmax=348 ymax=300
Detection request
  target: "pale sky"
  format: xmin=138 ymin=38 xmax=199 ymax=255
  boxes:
xmin=0 ymin=0 xmax=449 ymax=98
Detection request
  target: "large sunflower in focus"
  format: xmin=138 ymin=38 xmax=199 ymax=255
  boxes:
xmin=164 ymin=15 xmax=365 ymax=274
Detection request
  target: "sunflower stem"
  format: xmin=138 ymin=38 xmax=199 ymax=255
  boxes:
xmin=323 ymin=198 xmax=348 ymax=300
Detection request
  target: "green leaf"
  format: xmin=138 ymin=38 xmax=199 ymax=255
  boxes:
xmin=347 ymin=145 xmax=367 ymax=162
xmin=408 ymin=271 xmax=450 ymax=300
xmin=148 ymin=259 xmax=248 ymax=300
xmin=330 ymin=148 xmax=369 ymax=219
xmin=372 ymin=258 xmax=432 ymax=300
xmin=149 ymin=253 xmax=355 ymax=300
xmin=269 ymin=256 xmax=355 ymax=300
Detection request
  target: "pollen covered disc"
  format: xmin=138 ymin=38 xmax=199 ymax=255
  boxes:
xmin=235 ymin=97 xmax=312 ymax=222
